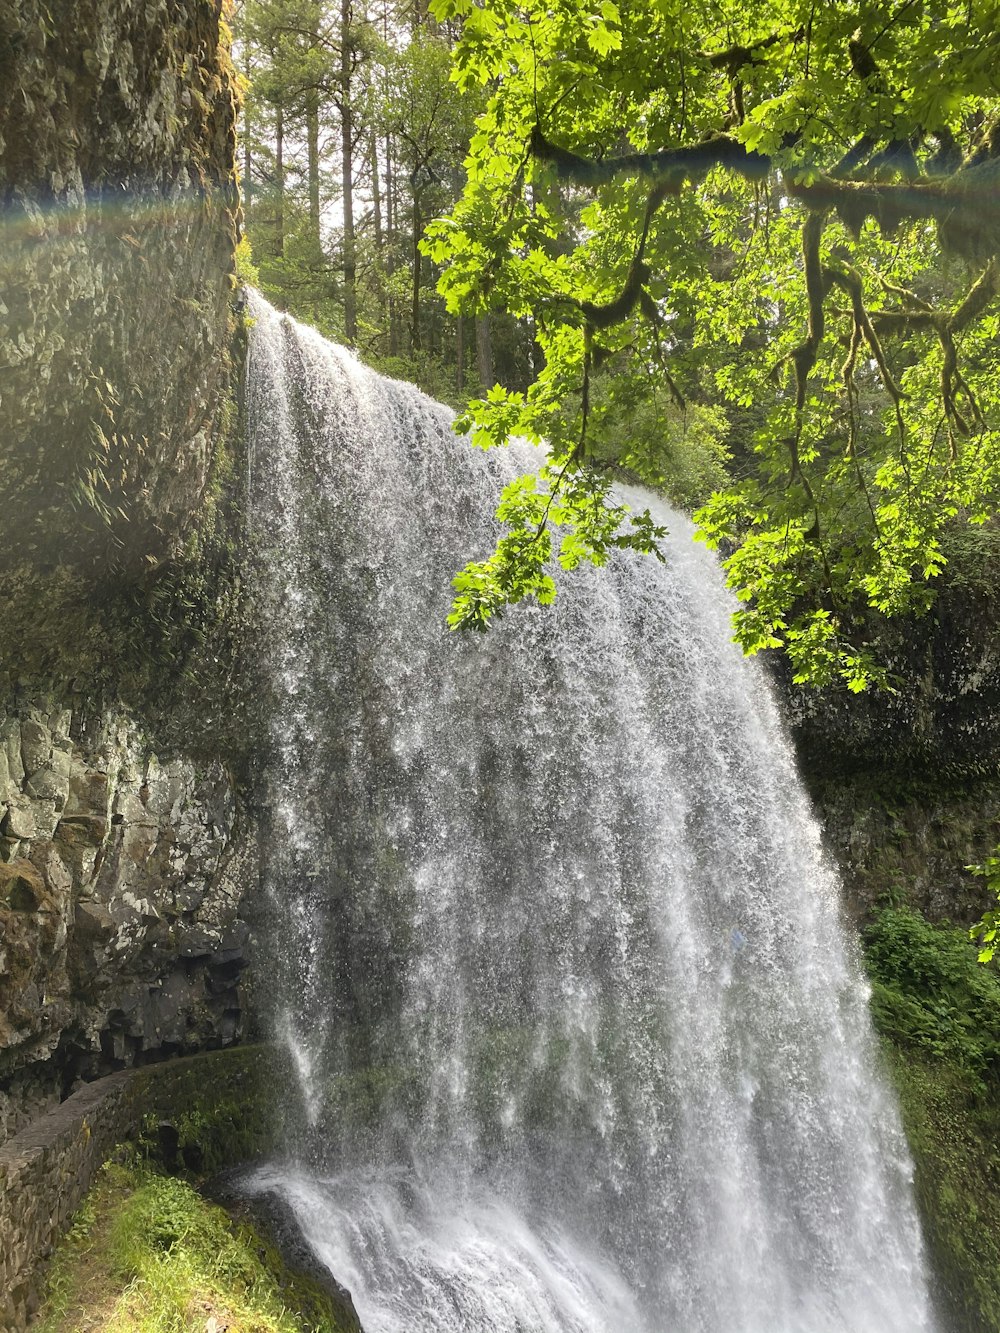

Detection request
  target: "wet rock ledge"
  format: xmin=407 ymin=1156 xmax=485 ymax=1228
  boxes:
xmin=0 ymin=697 xmax=258 ymax=1148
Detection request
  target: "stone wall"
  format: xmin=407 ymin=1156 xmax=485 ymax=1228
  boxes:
xmin=0 ymin=1044 xmax=283 ymax=1332
xmin=0 ymin=696 xmax=258 ymax=1148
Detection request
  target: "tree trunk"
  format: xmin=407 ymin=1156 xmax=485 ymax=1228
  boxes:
xmin=476 ymin=314 xmax=494 ymax=388
xmin=386 ymin=133 xmax=399 ymax=355
xmin=242 ymin=37 xmax=252 ymax=214
xmin=456 ymin=313 xmax=465 ymax=394
xmin=274 ymin=102 xmax=284 ymax=258
xmin=340 ymin=0 xmax=357 ymax=344
xmin=371 ymin=133 xmax=383 ymax=253
xmin=410 ymin=194 xmax=421 ymax=352
xmin=370 ymin=132 xmax=386 ymax=349
xmin=306 ymin=89 xmax=321 ymax=261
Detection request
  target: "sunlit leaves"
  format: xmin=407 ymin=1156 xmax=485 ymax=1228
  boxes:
xmin=448 ymin=464 xmax=666 ymax=630
xmin=969 ymin=853 xmax=1000 ymax=964
xmin=429 ymin=0 xmax=1000 ymax=687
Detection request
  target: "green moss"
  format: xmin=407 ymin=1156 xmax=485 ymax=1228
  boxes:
xmin=35 ymin=1161 xmax=357 ymax=1333
xmin=864 ymin=907 xmax=1000 ymax=1330
xmin=887 ymin=1052 xmax=1000 ymax=1333
xmin=131 ymin=1045 xmax=283 ymax=1177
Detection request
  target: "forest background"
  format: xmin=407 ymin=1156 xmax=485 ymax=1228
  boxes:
xmin=237 ymin=0 xmax=525 ymax=403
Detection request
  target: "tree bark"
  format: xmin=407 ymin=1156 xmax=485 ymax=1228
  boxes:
xmin=476 ymin=314 xmax=494 ymax=388
xmin=274 ymin=101 xmax=284 ymax=258
xmin=410 ymin=193 xmax=421 ymax=352
xmin=386 ymin=132 xmax=399 ymax=355
xmin=371 ymin=133 xmax=383 ymax=252
xmin=340 ymin=0 xmax=357 ymax=344
xmin=242 ymin=35 xmax=252 ymax=214
xmin=306 ymin=88 xmax=321 ymax=260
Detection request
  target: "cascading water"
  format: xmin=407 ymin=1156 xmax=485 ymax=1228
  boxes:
xmin=243 ymin=290 xmax=937 ymax=1333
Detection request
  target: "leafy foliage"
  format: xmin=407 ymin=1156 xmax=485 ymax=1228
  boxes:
xmin=969 ymin=849 xmax=1000 ymax=962
xmin=427 ymin=0 xmax=1000 ymax=683
xmin=865 ymin=906 xmax=1000 ymax=1091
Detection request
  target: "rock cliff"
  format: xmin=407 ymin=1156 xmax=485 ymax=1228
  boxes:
xmin=781 ymin=568 xmax=1000 ymax=921
xmin=0 ymin=0 xmax=249 ymax=1146
xmin=0 ymin=0 xmax=239 ymax=582
xmin=0 ymin=698 xmax=257 ymax=1145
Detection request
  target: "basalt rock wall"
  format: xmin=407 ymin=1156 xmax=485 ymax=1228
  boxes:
xmin=0 ymin=695 xmax=258 ymax=1148
xmin=0 ymin=2 xmax=254 ymax=1148
xmin=0 ymin=0 xmax=240 ymax=584
xmin=779 ymin=572 xmax=1000 ymax=922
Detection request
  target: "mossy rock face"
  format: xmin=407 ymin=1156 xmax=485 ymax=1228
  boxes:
xmin=778 ymin=553 xmax=1000 ymax=786
xmin=130 ymin=1045 xmax=287 ymax=1177
xmin=863 ymin=907 xmax=1000 ymax=1331
xmin=236 ymin=1217 xmax=365 ymax=1333
xmin=890 ymin=1052 xmax=1000 ymax=1333
xmin=221 ymin=1189 xmax=366 ymax=1333
xmin=770 ymin=533 xmax=1000 ymax=927
xmin=0 ymin=0 xmax=239 ymax=595
xmin=809 ymin=773 xmax=1000 ymax=922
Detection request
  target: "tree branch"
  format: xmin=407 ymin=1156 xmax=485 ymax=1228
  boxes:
xmin=530 ymin=124 xmax=1000 ymax=253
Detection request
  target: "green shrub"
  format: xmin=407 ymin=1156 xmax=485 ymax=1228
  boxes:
xmin=36 ymin=1162 xmax=352 ymax=1333
xmin=864 ymin=906 xmax=1000 ymax=1091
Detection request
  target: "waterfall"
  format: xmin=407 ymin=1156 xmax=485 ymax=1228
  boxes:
xmin=242 ymin=291 xmax=936 ymax=1333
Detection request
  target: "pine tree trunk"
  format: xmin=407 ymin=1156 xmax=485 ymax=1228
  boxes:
xmin=242 ymin=38 xmax=252 ymax=214
xmin=371 ymin=134 xmax=383 ymax=252
xmin=370 ymin=133 xmax=386 ymax=349
xmin=386 ymin=133 xmax=399 ymax=355
xmin=476 ymin=314 xmax=494 ymax=388
xmin=274 ymin=102 xmax=284 ymax=258
xmin=340 ymin=0 xmax=357 ymax=344
xmin=307 ymin=90 xmax=321 ymax=260
xmin=410 ymin=195 xmax=421 ymax=352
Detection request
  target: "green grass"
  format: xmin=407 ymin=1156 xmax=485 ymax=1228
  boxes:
xmin=36 ymin=1161 xmax=355 ymax=1333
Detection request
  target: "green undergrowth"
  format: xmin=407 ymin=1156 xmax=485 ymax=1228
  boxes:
xmin=35 ymin=1161 xmax=354 ymax=1333
xmin=863 ymin=906 xmax=1000 ymax=1332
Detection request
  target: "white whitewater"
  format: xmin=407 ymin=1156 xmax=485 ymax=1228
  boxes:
xmin=243 ymin=291 xmax=936 ymax=1333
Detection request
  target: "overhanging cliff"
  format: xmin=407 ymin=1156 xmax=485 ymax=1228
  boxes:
xmin=0 ymin=0 xmax=251 ymax=1144
xmin=0 ymin=0 xmax=239 ymax=586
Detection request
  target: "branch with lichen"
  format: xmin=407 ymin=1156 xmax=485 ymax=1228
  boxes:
xmin=530 ymin=124 xmax=1000 ymax=257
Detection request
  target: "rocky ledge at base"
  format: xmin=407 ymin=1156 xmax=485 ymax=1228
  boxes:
xmin=0 ymin=697 xmax=259 ymax=1149
xmin=0 ymin=1045 xmax=283 ymax=1332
